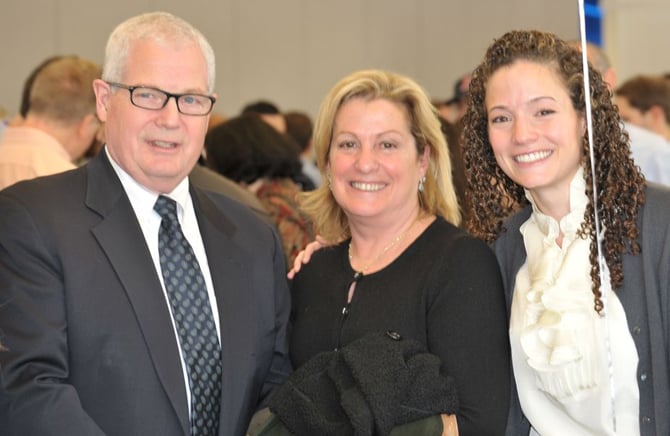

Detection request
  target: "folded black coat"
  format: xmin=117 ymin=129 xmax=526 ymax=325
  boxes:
xmin=268 ymin=331 xmax=459 ymax=436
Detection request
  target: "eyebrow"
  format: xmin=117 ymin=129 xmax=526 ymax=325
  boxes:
xmin=131 ymin=83 xmax=208 ymax=94
xmin=333 ymin=129 xmax=405 ymax=137
xmin=488 ymin=95 xmax=558 ymax=112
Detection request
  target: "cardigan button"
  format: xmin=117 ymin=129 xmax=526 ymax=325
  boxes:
xmin=386 ymin=330 xmax=402 ymax=341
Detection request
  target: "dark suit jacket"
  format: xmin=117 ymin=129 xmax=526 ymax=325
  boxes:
xmin=0 ymin=151 xmax=293 ymax=436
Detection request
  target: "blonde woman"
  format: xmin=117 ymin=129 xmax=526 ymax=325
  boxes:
xmin=277 ymin=69 xmax=510 ymax=435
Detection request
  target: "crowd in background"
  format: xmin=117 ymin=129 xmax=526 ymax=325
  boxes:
xmin=0 ymin=10 xmax=669 ymax=436
xmin=1 ymin=41 xmax=669 ymax=212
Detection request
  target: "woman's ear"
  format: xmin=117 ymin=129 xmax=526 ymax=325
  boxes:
xmin=419 ymin=144 xmax=431 ymax=176
xmin=579 ymin=113 xmax=587 ymax=137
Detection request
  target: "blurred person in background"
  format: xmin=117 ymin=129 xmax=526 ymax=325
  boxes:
xmin=206 ymin=113 xmax=315 ymax=267
xmin=0 ymin=55 xmax=101 ymax=189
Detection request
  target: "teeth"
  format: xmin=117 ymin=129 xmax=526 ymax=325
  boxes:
xmin=515 ymin=150 xmax=551 ymax=163
xmin=153 ymin=140 xmax=175 ymax=148
xmin=351 ymin=182 xmax=385 ymax=192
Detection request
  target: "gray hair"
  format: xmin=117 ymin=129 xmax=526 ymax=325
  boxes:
xmin=102 ymin=11 xmax=216 ymax=93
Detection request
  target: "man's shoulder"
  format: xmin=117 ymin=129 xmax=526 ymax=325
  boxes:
xmin=189 ymin=165 xmax=274 ymax=226
xmin=190 ymin=165 xmax=255 ymax=203
xmin=626 ymin=123 xmax=667 ymax=149
xmin=193 ymin=184 xmax=276 ymax=238
xmin=1 ymin=164 xmax=84 ymax=201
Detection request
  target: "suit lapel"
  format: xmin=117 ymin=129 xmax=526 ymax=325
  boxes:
xmin=86 ymin=152 xmax=190 ymax=435
xmin=191 ymin=187 xmax=256 ymax=426
xmin=190 ymin=188 xmax=240 ymax=345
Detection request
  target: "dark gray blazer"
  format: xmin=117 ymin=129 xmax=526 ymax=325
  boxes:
xmin=495 ymin=184 xmax=670 ymax=436
xmin=0 ymin=151 xmax=292 ymax=436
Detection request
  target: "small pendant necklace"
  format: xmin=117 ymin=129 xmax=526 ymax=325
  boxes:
xmin=345 ymin=217 xmax=418 ymax=305
xmin=348 ymin=216 xmax=418 ymax=277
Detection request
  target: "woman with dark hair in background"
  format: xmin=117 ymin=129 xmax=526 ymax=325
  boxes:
xmin=205 ymin=114 xmax=315 ymax=267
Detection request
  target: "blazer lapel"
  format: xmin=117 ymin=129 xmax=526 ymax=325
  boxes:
xmin=191 ymin=187 xmax=256 ymax=427
xmin=190 ymin=189 xmax=240 ymax=344
xmin=85 ymin=152 xmax=190 ymax=435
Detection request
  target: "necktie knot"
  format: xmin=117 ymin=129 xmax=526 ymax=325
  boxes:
xmin=154 ymin=195 xmax=179 ymax=229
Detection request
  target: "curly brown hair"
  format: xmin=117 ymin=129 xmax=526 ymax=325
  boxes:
xmin=461 ymin=30 xmax=646 ymax=313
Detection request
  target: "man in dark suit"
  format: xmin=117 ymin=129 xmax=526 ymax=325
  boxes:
xmin=0 ymin=11 xmax=292 ymax=436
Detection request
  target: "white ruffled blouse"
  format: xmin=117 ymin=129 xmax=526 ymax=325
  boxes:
xmin=509 ymin=168 xmax=640 ymax=435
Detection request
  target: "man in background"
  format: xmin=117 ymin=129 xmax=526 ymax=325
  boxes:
xmin=572 ymin=41 xmax=670 ymax=187
xmin=615 ymin=74 xmax=670 ymax=142
xmin=241 ymin=99 xmax=286 ymax=133
xmin=285 ymin=110 xmax=321 ymax=188
xmin=0 ymin=55 xmax=101 ymax=189
xmin=436 ymin=74 xmax=471 ymax=124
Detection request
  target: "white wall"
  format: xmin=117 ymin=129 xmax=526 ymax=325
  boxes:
xmin=602 ymin=0 xmax=670 ymax=86
xmin=3 ymin=1 xmax=649 ymax=120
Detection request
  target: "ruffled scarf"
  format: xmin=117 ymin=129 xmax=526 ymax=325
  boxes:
xmin=518 ymin=168 xmax=602 ymax=400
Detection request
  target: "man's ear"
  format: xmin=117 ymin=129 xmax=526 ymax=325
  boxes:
xmin=646 ymin=105 xmax=665 ymax=127
xmin=77 ymin=113 xmax=100 ymax=141
xmin=602 ymin=67 xmax=618 ymax=90
xmin=92 ymin=79 xmax=111 ymax=122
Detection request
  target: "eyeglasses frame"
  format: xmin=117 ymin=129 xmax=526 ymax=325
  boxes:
xmin=106 ymin=81 xmax=216 ymax=116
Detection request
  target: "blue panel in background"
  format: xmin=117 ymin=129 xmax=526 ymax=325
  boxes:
xmin=584 ymin=0 xmax=602 ymax=46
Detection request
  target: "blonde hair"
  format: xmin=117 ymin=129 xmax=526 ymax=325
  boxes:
xmin=299 ymin=69 xmax=461 ymax=242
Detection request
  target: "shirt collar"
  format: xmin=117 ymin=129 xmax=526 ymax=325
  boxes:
xmin=523 ymin=167 xmax=588 ymax=239
xmin=104 ymin=146 xmax=190 ymax=219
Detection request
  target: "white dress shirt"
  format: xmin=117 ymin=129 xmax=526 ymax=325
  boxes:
xmin=626 ymin=122 xmax=670 ymax=187
xmin=106 ymin=148 xmax=221 ymax=415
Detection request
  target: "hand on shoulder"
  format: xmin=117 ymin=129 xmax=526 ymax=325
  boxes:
xmin=286 ymin=235 xmax=329 ymax=279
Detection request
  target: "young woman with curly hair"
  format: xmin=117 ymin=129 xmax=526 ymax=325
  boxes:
xmin=462 ymin=29 xmax=670 ymax=435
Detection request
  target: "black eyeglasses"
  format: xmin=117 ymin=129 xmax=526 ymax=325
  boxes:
xmin=107 ymin=82 xmax=216 ymax=116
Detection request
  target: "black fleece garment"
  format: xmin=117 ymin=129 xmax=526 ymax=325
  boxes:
xmin=269 ymin=331 xmax=457 ymax=435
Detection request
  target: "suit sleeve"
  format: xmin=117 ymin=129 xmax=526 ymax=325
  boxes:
xmin=256 ymin=227 xmax=293 ymax=406
xmin=0 ymin=193 xmax=106 ymax=435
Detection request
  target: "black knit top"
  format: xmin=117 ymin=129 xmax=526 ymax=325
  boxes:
xmin=289 ymin=216 xmax=511 ymax=435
